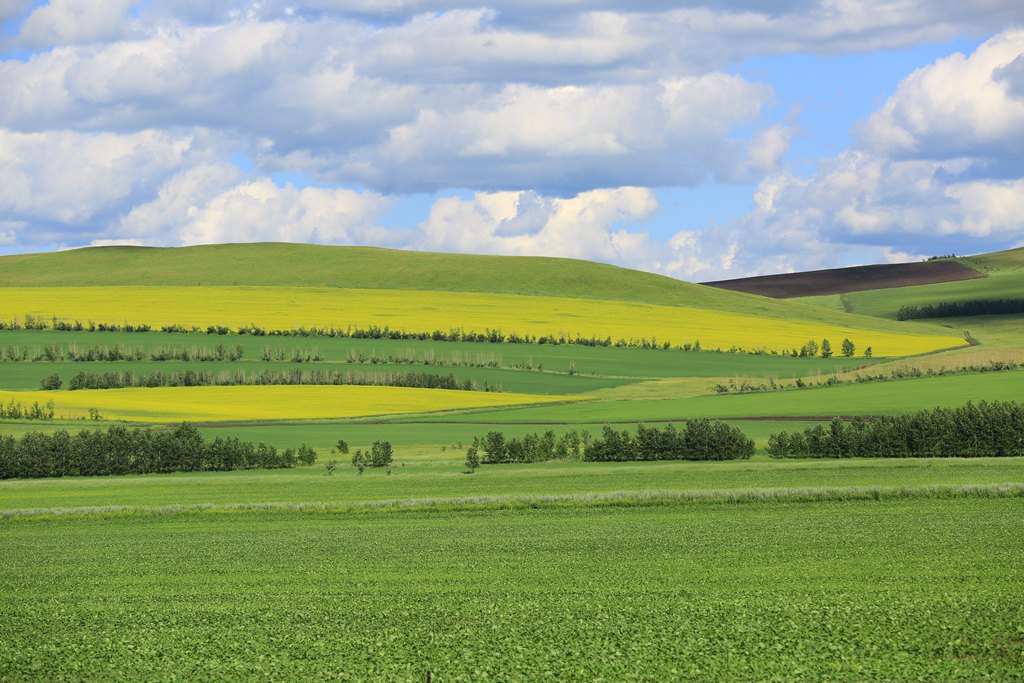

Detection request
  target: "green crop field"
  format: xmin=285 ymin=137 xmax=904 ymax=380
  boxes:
xmin=2 ymin=495 xmax=1022 ymax=680
xmin=1 ymin=243 xmax=1022 ymax=679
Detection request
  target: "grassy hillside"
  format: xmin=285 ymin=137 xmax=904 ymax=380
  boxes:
xmin=0 ymin=243 xmax=978 ymax=332
xmin=0 ymin=242 xmax=754 ymax=308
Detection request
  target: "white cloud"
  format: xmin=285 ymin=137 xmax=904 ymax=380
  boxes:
xmin=658 ymin=29 xmax=1024 ymax=279
xmin=416 ymin=187 xmax=658 ymax=263
xmin=858 ymin=28 xmax=1024 ymax=163
xmin=123 ymin=174 xmax=393 ymax=247
xmin=0 ymin=127 xmax=196 ymax=231
xmin=16 ymin=0 xmax=136 ymax=48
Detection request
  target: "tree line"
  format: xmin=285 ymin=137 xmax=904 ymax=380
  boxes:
xmin=0 ymin=399 xmax=56 ymax=421
xmin=714 ymin=359 xmax=1019 ymax=395
xmin=0 ymin=422 xmax=317 ymax=479
xmin=896 ymin=299 xmax=1024 ymax=320
xmin=582 ymin=421 xmax=754 ymax=461
xmin=463 ymin=421 xmax=754 ymax=468
xmin=1 ymin=343 xmax=245 ymax=363
xmin=767 ymin=401 xmax=1024 ymax=458
xmin=53 ymin=368 xmax=493 ymax=392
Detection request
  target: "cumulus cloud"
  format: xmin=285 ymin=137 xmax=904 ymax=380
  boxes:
xmin=658 ymin=29 xmax=1024 ymax=279
xmin=16 ymin=0 xmax=136 ymax=48
xmin=858 ymin=28 xmax=1024 ymax=165
xmin=0 ymin=15 xmax=782 ymax=193
xmin=120 ymin=168 xmax=393 ymax=247
xmin=415 ymin=187 xmax=658 ymax=263
xmin=0 ymin=128 xmax=197 ymax=242
xmin=2 ymin=2 xmax=1024 ymax=274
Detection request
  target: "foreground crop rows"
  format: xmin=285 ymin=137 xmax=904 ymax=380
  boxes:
xmin=1 ymin=497 xmax=1021 ymax=681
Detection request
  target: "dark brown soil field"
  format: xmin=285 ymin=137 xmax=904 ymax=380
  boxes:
xmin=702 ymin=260 xmax=985 ymax=298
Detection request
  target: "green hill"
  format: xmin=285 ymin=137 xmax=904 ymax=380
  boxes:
xmin=0 ymin=243 xmax=963 ymax=337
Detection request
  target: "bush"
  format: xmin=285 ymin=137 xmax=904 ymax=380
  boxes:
xmin=370 ymin=440 xmax=393 ymax=468
xmin=39 ymin=374 xmax=62 ymax=391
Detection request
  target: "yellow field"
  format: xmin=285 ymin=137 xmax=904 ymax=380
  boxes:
xmin=0 ymin=386 xmax=570 ymax=423
xmin=0 ymin=285 xmax=963 ymax=356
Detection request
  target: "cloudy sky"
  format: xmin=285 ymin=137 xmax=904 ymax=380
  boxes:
xmin=1 ymin=1 xmax=1023 ymax=279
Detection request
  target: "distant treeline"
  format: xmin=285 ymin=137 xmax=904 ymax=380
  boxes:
xmin=466 ymin=421 xmax=754 ymax=465
xmin=897 ymin=299 xmax=1024 ymax=320
xmin=0 ymin=314 xmax=864 ymax=358
xmin=1 ymin=343 xmax=245 ymax=363
xmin=767 ymin=401 xmax=1024 ymax=458
xmin=0 ymin=422 xmax=317 ymax=479
xmin=714 ymin=359 xmax=1020 ymax=395
xmin=56 ymin=369 xmax=493 ymax=392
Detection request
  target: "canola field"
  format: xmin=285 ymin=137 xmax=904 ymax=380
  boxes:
xmin=0 ymin=285 xmax=963 ymax=356
xmin=0 ymin=386 xmax=570 ymax=423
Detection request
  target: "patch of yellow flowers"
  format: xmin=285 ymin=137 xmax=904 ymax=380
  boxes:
xmin=0 ymin=385 xmax=571 ymax=423
xmin=1 ymin=285 xmax=964 ymax=356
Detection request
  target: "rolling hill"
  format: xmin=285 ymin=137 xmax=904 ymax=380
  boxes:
xmin=0 ymin=243 xmax=966 ymax=355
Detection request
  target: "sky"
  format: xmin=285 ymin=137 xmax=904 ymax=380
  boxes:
xmin=1 ymin=1 xmax=1023 ymax=280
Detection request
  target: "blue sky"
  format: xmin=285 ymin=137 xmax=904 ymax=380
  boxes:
xmin=1 ymin=2 xmax=1022 ymax=279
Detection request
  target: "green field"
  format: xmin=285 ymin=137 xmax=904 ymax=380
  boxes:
xmin=2 ymin=495 xmax=1022 ymax=680
xmin=1 ymin=243 xmax=1022 ymax=679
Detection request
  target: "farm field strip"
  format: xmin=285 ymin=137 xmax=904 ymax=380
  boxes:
xmin=0 ymin=285 xmax=964 ymax=356
xmin=0 ymin=385 xmax=575 ymax=422
xmin=795 ymin=249 xmax=1024 ymax=319
xmin=2 ymin=498 xmax=1022 ymax=680
xmin=3 ymin=456 xmax=1023 ymax=512
xmin=0 ymin=328 xmax=881 ymax=378
xmin=396 ymin=368 xmax=1024 ymax=423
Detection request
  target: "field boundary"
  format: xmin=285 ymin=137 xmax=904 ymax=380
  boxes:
xmin=3 ymin=482 xmax=1022 ymax=520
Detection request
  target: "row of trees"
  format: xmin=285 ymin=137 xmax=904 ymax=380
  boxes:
xmin=464 ymin=422 xmax=754 ymax=467
xmin=0 ymin=422 xmax=317 ymax=479
xmin=55 ymin=369 xmax=492 ymax=392
xmin=767 ymin=401 xmax=1024 ymax=458
xmin=467 ymin=429 xmax=586 ymax=466
xmin=794 ymin=338 xmax=863 ymax=358
xmin=0 ymin=343 xmax=245 ymax=363
xmin=714 ymin=359 xmax=1019 ymax=395
xmin=583 ymin=422 xmax=755 ymax=461
xmin=0 ymin=399 xmax=56 ymax=421
xmin=896 ymin=299 xmax=1024 ymax=320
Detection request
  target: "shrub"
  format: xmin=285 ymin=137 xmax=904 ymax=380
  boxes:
xmin=370 ymin=440 xmax=393 ymax=468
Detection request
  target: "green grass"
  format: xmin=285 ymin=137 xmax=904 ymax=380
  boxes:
xmin=0 ymin=329 xmax=877 ymax=381
xmin=2 ymin=497 xmax=1021 ymax=680
xmin=403 ymin=368 xmax=1024 ymax=423
xmin=2 ymin=455 xmax=1023 ymax=512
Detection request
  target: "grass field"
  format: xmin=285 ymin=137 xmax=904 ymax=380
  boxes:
xmin=393 ymin=368 xmax=1024 ymax=423
xmin=2 ymin=495 xmax=1022 ymax=680
xmin=0 ymin=328 xmax=877 ymax=378
xmin=2 ymin=455 xmax=1022 ymax=512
